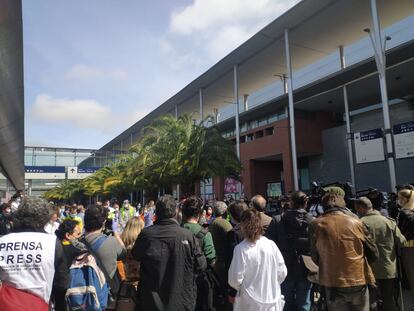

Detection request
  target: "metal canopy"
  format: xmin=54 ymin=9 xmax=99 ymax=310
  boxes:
xmin=0 ymin=0 xmax=24 ymax=190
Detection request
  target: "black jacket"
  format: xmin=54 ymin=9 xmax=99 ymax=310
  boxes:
xmin=398 ymin=208 xmax=414 ymax=240
xmin=132 ymin=218 xmax=207 ymax=311
xmin=225 ymin=223 xmax=243 ymax=271
xmin=266 ymin=209 xmax=313 ymax=281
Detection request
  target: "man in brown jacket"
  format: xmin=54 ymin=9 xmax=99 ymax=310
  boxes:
xmin=310 ymin=192 xmax=378 ymax=311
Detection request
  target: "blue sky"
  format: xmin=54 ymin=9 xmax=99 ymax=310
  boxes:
xmin=23 ymin=0 xmax=299 ymax=149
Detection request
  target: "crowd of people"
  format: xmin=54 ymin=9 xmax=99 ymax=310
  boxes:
xmin=0 ymin=184 xmax=413 ymax=311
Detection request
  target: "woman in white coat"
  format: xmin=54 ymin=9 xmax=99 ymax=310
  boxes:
xmin=228 ymin=208 xmax=287 ymax=311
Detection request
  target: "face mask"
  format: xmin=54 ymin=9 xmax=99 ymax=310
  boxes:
xmin=70 ymin=213 xmax=77 ymax=218
xmin=16 ymin=198 xmax=21 ymax=203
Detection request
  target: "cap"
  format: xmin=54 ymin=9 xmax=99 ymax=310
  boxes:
xmin=324 ymin=186 xmax=345 ymax=198
xmin=213 ymin=201 xmax=228 ymax=216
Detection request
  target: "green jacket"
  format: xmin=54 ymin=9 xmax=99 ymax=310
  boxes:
xmin=360 ymin=210 xmax=406 ymax=279
xmin=183 ymin=222 xmax=216 ymax=265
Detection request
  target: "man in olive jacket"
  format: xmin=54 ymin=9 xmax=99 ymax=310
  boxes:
xmin=355 ymin=197 xmax=406 ymax=311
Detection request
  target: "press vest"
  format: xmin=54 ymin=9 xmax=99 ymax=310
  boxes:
xmin=0 ymin=232 xmax=56 ymax=303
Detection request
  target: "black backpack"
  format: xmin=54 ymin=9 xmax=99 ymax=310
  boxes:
xmin=270 ymin=211 xmax=311 ymax=266
xmin=194 ymin=228 xmax=224 ymax=311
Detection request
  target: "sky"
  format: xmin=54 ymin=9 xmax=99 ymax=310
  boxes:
xmin=23 ymin=0 xmax=300 ymax=149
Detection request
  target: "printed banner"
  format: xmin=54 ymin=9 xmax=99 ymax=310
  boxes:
xmin=67 ymin=166 xmax=100 ymax=179
xmin=394 ymin=121 xmax=414 ymax=159
xmin=224 ymin=178 xmax=238 ymax=193
xmin=25 ymin=166 xmax=66 ymax=180
xmin=354 ymin=129 xmax=385 ymax=164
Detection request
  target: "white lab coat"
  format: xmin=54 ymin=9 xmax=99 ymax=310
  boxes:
xmin=228 ymin=236 xmax=287 ymax=311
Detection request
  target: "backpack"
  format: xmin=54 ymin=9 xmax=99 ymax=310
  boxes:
xmin=194 ymin=228 xmax=222 ymax=311
xmin=65 ymin=236 xmax=110 ymax=311
xmin=271 ymin=211 xmax=311 ymax=267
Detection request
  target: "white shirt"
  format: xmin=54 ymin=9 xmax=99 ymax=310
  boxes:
xmin=228 ymin=236 xmax=287 ymax=311
xmin=44 ymin=221 xmax=60 ymax=235
xmin=11 ymin=201 xmax=20 ymax=213
xmin=0 ymin=232 xmax=56 ymax=303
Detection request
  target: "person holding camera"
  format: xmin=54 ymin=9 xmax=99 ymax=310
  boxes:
xmin=266 ymin=191 xmax=314 ymax=311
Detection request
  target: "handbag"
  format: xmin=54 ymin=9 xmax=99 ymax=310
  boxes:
xmin=116 ymin=281 xmax=137 ymax=311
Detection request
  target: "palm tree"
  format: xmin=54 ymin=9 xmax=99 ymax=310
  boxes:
xmin=43 ymin=179 xmax=84 ymax=201
xmin=44 ymin=113 xmax=241 ymax=201
xmin=136 ymin=114 xmax=242 ymax=195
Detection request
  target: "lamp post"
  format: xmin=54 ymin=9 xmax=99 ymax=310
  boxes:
xmin=284 ymin=29 xmax=299 ymax=191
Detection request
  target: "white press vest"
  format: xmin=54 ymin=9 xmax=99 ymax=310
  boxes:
xmin=0 ymin=232 xmax=56 ymax=303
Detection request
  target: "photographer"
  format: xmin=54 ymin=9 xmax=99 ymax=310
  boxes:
xmin=266 ymin=191 xmax=314 ymax=311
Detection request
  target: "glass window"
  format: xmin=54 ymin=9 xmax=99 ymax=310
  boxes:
xmin=34 ymin=149 xmax=56 ymax=166
xmin=75 ymin=151 xmax=93 ymax=166
xmin=246 ymin=134 xmax=254 ymax=142
xmin=55 ymin=151 xmax=76 ymax=166
xmin=248 ymin=120 xmax=259 ymax=130
xmin=240 ymin=123 xmax=247 ymax=133
xmin=25 ymin=155 xmax=33 ymax=166
xmin=258 ymin=117 xmax=267 ymax=127
xmin=278 ymin=110 xmax=287 ymax=120
xmin=268 ymin=113 xmax=278 ymax=123
xmin=265 ymin=127 xmax=274 ymax=136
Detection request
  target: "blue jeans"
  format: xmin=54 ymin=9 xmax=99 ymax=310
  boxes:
xmin=281 ymin=279 xmax=312 ymax=311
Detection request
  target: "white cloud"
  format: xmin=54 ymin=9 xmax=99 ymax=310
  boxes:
xmin=30 ymin=94 xmax=150 ymax=135
xmin=64 ymin=64 xmax=128 ymax=81
xmin=207 ymin=26 xmax=251 ymax=60
xmin=169 ymin=0 xmax=301 ymax=60
xmin=31 ymin=94 xmax=115 ymax=132
xmin=125 ymin=110 xmax=150 ymax=128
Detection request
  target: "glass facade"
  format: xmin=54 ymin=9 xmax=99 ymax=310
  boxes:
xmin=24 ymin=147 xmax=125 ymax=196
xmin=24 ymin=147 xmax=127 ymax=168
xmin=221 ymin=107 xmax=288 ymax=138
